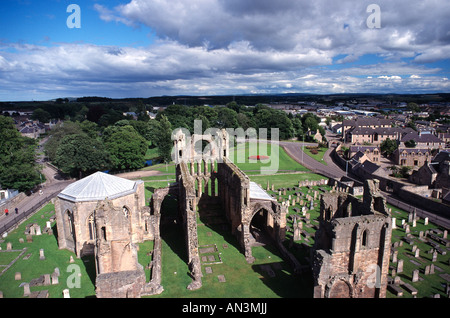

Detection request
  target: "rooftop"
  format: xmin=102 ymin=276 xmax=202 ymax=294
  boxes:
xmin=249 ymin=182 xmax=276 ymax=201
xmin=58 ymin=172 xmax=143 ymax=202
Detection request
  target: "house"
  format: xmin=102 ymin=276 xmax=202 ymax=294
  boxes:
xmin=438 ymin=132 xmax=450 ymax=146
xmin=393 ymin=147 xmax=432 ymax=167
xmin=400 ymin=131 xmax=446 ymax=149
xmin=409 ymin=162 xmax=438 ymax=187
xmin=349 ymin=145 xmax=381 ymax=163
xmin=342 ymin=117 xmax=391 ymax=141
xmin=18 ymin=120 xmax=46 ymax=139
xmin=331 ymin=123 xmax=342 ymax=134
xmin=432 ymin=151 xmax=450 ymax=189
xmin=346 ymin=127 xmax=414 ymax=145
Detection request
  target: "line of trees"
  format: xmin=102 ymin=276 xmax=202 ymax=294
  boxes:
xmin=0 ymin=116 xmax=41 ymax=192
xmin=3 ymin=100 xmax=326 ymax=185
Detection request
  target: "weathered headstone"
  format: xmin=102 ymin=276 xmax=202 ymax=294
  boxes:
xmin=43 ymin=274 xmax=51 ymax=286
xmin=392 ymin=250 xmax=398 ymax=263
xmin=6 ymin=242 xmax=12 ymax=251
xmin=412 ymin=269 xmax=420 ymax=282
xmin=23 ymin=283 xmax=31 ymax=297
xmin=15 ymin=272 xmax=21 ymax=281
xmin=63 ymin=289 xmax=70 ymax=298
xmin=39 ymin=249 xmax=45 ymax=260
xmin=397 ymin=259 xmax=404 ymax=273
xmin=432 ymin=250 xmax=438 ymax=262
xmin=51 ymin=272 xmax=59 ymax=285
xmin=391 ymin=218 xmax=397 ymax=229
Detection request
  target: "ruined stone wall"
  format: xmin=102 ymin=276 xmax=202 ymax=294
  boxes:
xmin=313 ymin=180 xmax=392 ymax=298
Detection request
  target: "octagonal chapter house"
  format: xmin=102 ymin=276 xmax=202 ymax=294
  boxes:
xmin=54 ymin=172 xmax=152 ymax=258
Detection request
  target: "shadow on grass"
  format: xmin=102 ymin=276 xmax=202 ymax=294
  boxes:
xmin=251 ymin=261 xmax=314 ymax=298
xmin=81 ymin=253 xmax=97 ymax=288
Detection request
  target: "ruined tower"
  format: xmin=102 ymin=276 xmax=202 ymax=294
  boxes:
xmin=312 ymin=179 xmax=392 ymax=298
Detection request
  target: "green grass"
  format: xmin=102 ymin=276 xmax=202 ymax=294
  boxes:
xmin=0 ymin=203 xmax=96 ymax=298
xmin=303 ymin=147 xmax=328 ymax=166
xmin=386 ymin=204 xmax=450 ymax=298
xmin=230 ymin=142 xmax=309 ymax=173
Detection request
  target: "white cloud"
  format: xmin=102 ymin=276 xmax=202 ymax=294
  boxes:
xmin=1 ymin=0 xmax=450 ymax=100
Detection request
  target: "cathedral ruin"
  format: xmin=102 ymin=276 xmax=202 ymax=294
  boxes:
xmin=312 ymin=179 xmax=392 ymax=298
xmin=54 ymin=128 xmax=292 ymax=296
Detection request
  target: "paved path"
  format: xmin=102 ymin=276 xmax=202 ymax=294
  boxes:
xmin=279 ymin=141 xmax=345 ymax=179
xmin=0 ymin=163 xmax=74 ymax=234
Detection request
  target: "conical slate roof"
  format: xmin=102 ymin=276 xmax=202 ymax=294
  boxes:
xmin=58 ymin=172 xmax=142 ymax=202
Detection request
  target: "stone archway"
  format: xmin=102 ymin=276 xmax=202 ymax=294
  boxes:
xmin=328 ymin=279 xmax=353 ymax=298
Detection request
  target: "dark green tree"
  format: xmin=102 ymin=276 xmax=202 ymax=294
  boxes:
xmin=31 ymin=108 xmax=51 ymax=123
xmin=154 ymin=115 xmax=173 ymax=163
xmin=380 ymin=138 xmax=398 ymax=156
xmin=44 ymin=121 xmax=84 ymax=161
xmin=54 ymin=134 xmax=110 ymax=178
xmin=103 ymin=125 xmax=148 ymax=170
xmin=0 ymin=116 xmax=41 ymax=192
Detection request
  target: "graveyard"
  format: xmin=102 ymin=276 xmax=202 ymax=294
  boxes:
xmin=0 ymin=169 xmax=449 ymax=298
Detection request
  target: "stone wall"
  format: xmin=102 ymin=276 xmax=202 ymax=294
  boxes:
xmin=312 ymin=180 xmax=392 ymax=298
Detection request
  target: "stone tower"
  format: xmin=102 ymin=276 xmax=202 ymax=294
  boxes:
xmin=312 ymin=179 xmax=392 ymax=298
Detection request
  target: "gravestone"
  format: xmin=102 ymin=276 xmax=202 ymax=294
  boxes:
xmin=397 ymin=259 xmax=404 ymax=273
xmin=205 ymin=267 xmax=212 ymax=274
xmin=39 ymin=249 xmax=45 ymax=260
xmin=63 ymin=289 xmax=70 ymax=298
xmin=432 ymin=251 xmax=438 ymax=262
xmin=424 ymin=217 xmax=429 ymax=226
xmin=392 ymin=250 xmax=398 ymax=263
xmin=412 ymin=269 xmax=420 ymax=282
xmin=217 ymin=275 xmax=226 ymax=283
xmin=23 ymin=283 xmax=31 ymax=297
xmin=26 ymin=235 xmax=33 ymax=243
xmin=414 ymin=248 xmax=420 ymax=258
xmin=402 ymin=283 xmax=418 ymax=296
xmin=392 ymin=218 xmax=397 ymax=229
xmin=6 ymin=242 xmax=12 ymax=251
xmin=43 ymin=274 xmax=51 ymax=286
xmin=15 ymin=272 xmax=21 ymax=281
xmin=51 ymin=272 xmax=59 ymax=285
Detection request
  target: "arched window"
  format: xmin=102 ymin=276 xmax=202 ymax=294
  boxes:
xmin=66 ymin=210 xmax=74 ymax=234
xmin=123 ymin=206 xmax=130 ymax=219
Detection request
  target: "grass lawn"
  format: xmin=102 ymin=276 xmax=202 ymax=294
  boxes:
xmin=142 ymin=142 xmax=309 ymax=176
xmin=0 ymin=203 xmax=96 ymax=298
xmin=303 ymin=147 xmax=328 ymax=165
xmin=229 ymin=142 xmax=309 ymax=173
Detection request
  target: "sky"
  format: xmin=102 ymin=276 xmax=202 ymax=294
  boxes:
xmin=0 ymin=0 xmax=449 ymax=101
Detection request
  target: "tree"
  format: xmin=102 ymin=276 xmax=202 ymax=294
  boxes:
xmin=31 ymin=108 xmax=51 ymax=123
xmin=44 ymin=121 xmax=84 ymax=161
xmin=54 ymin=134 xmax=110 ymax=178
xmin=153 ymin=115 xmax=173 ymax=163
xmin=103 ymin=125 xmax=148 ymax=170
xmin=404 ymin=139 xmax=416 ymax=148
xmin=380 ymin=138 xmax=398 ymax=157
xmin=0 ymin=116 xmax=41 ymax=192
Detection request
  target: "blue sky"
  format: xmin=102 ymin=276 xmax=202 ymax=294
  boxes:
xmin=0 ymin=0 xmax=449 ymax=101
